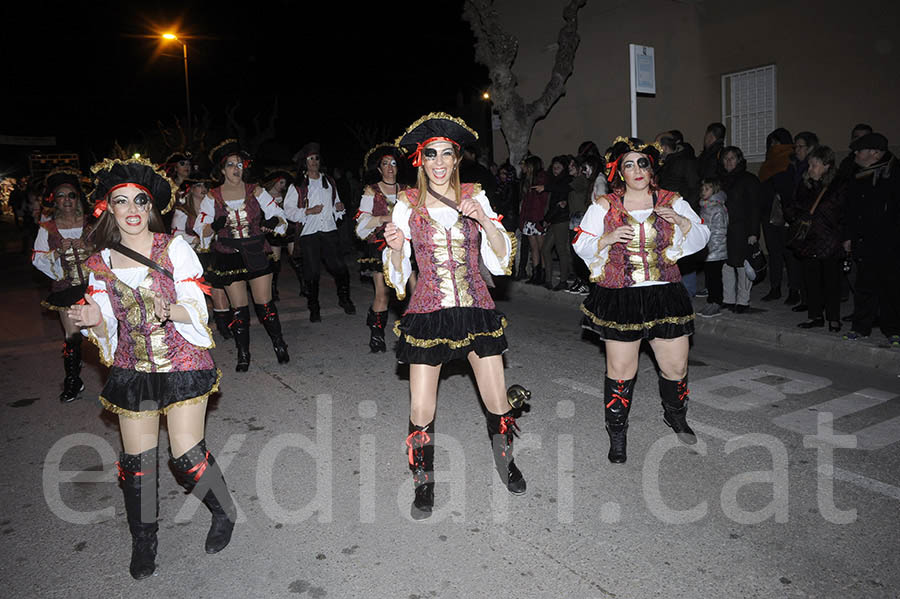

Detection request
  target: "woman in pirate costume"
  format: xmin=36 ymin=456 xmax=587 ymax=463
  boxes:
xmin=383 ymin=113 xmax=523 ymax=519
xmin=193 ymin=139 xmax=290 ymax=371
xmin=573 ymin=137 xmax=710 ymax=464
xmin=171 ymin=177 xmax=234 ymax=339
xmin=31 ymin=168 xmax=93 ymax=403
xmin=162 ymin=151 xmax=193 ymax=230
xmin=66 ymin=158 xmax=235 ymax=580
xmin=356 ymin=144 xmax=412 ymax=352
xmin=261 ymin=169 xmax=298 ymax=301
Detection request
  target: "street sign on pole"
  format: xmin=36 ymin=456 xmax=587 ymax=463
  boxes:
xmin=628 ymin=44 xmax=656 ymax=138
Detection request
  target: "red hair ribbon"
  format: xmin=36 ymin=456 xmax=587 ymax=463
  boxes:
xmin=95 ymin=182 xmax=154 ymax=217
xmin=179 ymin=275 xmax=212 ymax=295
xmin=605 ymin=157 xmax=621 ymax=182
xmin=242 ymin=160 xmax=252 ymax=170
xmin=407 ymin=137 xmax=460 ymax=167
xmin=92 ymin=199 xmax=108 ymax=218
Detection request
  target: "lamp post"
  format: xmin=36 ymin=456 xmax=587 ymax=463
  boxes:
xmin=481 ymin=90 xmax=494 ymax=164
xmin=162 ymin=33 xmax=192 ymax=145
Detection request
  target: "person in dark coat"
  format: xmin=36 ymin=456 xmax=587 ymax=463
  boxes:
xmin=785 ymin=146 xmax=847 ymax=331
xmin=657 ymin=134 xmax=703 ymax=295
xmin=720 ymin=146 xmax=761 ymax=312
xmin=758 ymin=128 xmax=794 ymax=302
xmin=697 ymin=122 xmax=726 ymax=180
xmin=841 ymin=133 xmax=900 ymax=345
xmin=537 ymin=155 xmax=574 ymax=290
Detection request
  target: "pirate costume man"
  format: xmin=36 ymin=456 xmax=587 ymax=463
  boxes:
xmin=573 ymin=137 xmax=710 ymax=463
xmin=283 ymin=142 xmax=356 ymax=322
xmin=32 ymin=168 xmax=93 ymax=403
xmin=384 ymin=113 xmax=523 ymax=519
xmin=194 ymin=139 xmax=290 ymax=371
xmin=356 ymin=143 xmax=410 ymax=352
xmin=69 ymin=158 xmax=235 ymax=580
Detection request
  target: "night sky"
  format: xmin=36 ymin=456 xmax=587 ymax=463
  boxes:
xmin=4 ymin=0 xmax=489 ymax=172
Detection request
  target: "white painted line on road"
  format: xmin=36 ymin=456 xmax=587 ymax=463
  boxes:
xmin=821 ymin=465 xmax=900 ymax=502
xmin=773 ymin=388 xmax=900 ymax=450
xmin=691 ymin=365 xmax=831 ymax=412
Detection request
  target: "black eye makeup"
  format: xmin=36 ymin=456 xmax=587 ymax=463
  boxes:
xmin=423 ymin=148 xmax=438 ymax=159
xmin=637 ymin=157 xmax=650 ymax=169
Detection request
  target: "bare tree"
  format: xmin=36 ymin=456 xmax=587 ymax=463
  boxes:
xmin=463 ymin=0 xmax=587 ymax=168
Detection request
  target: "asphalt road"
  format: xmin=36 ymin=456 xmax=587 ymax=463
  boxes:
xmin=2 ymin=262 xmax=899 ymax=599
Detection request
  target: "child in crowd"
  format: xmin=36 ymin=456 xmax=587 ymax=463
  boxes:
xmin=697 ymin=177 xmax=728 ymax=317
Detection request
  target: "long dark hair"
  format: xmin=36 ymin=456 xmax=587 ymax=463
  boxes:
xmin=88 ymin=209 xmax=166 ymax=251
xmin=520 ymin=155 xmax=543 ymax=192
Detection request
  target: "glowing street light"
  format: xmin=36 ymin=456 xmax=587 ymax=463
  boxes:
xmin=482 ymin=91 xmax=491 ymax=101
xmin=161 ymin=32 xmax=192 ymax=144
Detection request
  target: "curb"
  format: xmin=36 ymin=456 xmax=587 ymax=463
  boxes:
xmin=497 ymin=279 xmax=898 ymax=373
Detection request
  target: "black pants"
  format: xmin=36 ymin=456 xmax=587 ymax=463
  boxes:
xmin=704 ymin=260 xmax=725 ymax=304
xmin=763 ymin=222 xmax=787 ymax=292
xmin=299 ymin=230 xmax=349 ymax=281
xmin=853 ymin=258 xmax=900 ymax=337
xmin=802 ymin=256 xmax=841 ymax=322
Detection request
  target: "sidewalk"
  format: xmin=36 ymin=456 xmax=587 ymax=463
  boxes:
xmin=500 ymin=274 xmax=899 ymax=374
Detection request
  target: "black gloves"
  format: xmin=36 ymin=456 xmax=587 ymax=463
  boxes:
xmin=211 ymin=216 xmax=228 ymax=232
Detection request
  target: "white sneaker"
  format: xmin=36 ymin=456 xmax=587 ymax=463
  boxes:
xmin=695 ymin=288 xmax=709 ymax=297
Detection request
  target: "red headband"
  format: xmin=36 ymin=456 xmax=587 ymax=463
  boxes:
xmin=94 ymin=183 xmax=153 ymax=217
xmin=606 ymin=153 xmax=654 ymax=182
xmin=408 ymin=137 xmax=460 ymax=168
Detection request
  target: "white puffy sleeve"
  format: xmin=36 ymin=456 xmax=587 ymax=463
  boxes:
xmin=474 ymin=190 xmax=513 ymax=275
xmin=82 ymin=273 xmax=118 ymax=366
xmin=32 ymin=225 xmax=62 ymax=280
xmin=283 ymin=184 xmax=305 ymax=224
xmin=170 ymin=236 xmax=214 ymax=348
xmin=573 ymin=201 xmax=611 ymax=281
xmin=382 ymin=197 xmax=413 ymax=301
xmin=170 ymin=210 xmax=199 ymax=248
xmin=333 ymin=185 xmax=346 ymax=222
xmin=257 ymin=189 xmax=288 ymax=235
xmin=192 ymin=196 xmax=215 ymax=239
xmin=666 ymin=197 xmax=710 ymax=261
xmin=355 ymin=193 xmax=377 ymax=240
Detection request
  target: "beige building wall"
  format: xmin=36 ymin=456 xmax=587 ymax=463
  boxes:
xmin=491 ymin=0 xmax=900 ymax=166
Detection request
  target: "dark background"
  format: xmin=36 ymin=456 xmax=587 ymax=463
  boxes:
xmin=3 ymin=0 xmax=491 ymax=173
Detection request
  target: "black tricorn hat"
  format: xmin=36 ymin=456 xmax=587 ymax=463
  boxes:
xmin=165 ymin=150 xmax=192 ymax=165
xmin=89 ymin=157 xmax=176 ymax=217
xmin=293 ymin=142 xmax=321 ymax=164
xmin=849 ymin=132 xmax=888 ymax=152
xmin=44 ymin=167 xmax=84 ymax=197
xmin=603 ymin=136 xmax=662 ymax=182
xmin=396 ymin=112 xmax=478 ymax=167
xmin=208 ymin=139 xmax=251 ymax=169
xmin=363 ymin=143 xmax=401 ymax=172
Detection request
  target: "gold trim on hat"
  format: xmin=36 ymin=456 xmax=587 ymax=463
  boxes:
xmin=208 ymin=138 xmax=239 ymax=164
xmin=89 ymin=157 xmax=177 ymax=215
xmin=363 ymin=143 xmax=399 ymax=169
xmin=395 ymin=112 xmax=479 ymax=150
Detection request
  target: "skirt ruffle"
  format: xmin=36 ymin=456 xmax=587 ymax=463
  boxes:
xmin=206 ymin=250 xmax=273 ymax=286
xmin=358 ymin=242 xmax=384 ymax=275
xmin=42 ymin=283 xmax=88 ymax=311
xmin=394 ymin=307 xmax=508 ymax=365
xmin=581 ymin=282 xmax=694 ymax=341
xmin=99 ymin=367 xmax=221 ymax=418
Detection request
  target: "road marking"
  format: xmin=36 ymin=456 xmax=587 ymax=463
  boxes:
xmin=774 ymin=388 xmax=900 ymax=450
xmin=690 ymin=365 xmax=831 ymax=412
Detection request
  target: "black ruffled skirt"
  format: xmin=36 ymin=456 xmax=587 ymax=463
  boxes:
xmin=394 ymin=307 xmax=508 ymax=365
xmin=358 ymin=242 xmax=384 ymax=275
xmin=207 ymin=250 xmax=273 ymax=287
xmin=581 ymin=282 xmax=694 ymax=342
xmin=100 ymin=367 xmax=221 ymax=418
xmin=42 ymin=283 xmax=88 ymax=311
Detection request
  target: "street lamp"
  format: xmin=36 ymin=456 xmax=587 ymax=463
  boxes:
xmin=481 ymin=90 xmax=494 ymax=164
xmin=161 ymin=33 xmax=192 ymax=145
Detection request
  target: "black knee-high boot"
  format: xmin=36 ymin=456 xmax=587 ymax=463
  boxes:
xmin=271 ymin=258 xmax=281 ymax=301
xmin=170 ymin=440 xmax=237 ymax=554
xmin=406 ymin=421 xmax=434 ymax=519
xmin=336 ymin=271 xmax=356 ymax=315
xmin=231 ymin=306 xmax=251 ymax=372
xmin=254 ymin=301 xmax=289 ymax=363
xmin=306 ymin=279 xmax=321 ymax=322
xmin=486 ymin=411 xmax=526 ymax=494
xmin=289 ymin=256 xmax=307 ymax=298
xmin=212 ymin=310 xmax=232 ymax=340
xmin=118 ymin=448 xmax=158 ymax=580
xmin=366 ymin=307 xmax=388 ymax=353
xmin=659 ymin=375 xmax=697 ymax=445
xmin=604 ymin=376 xmax=636 ymax=463
xmin=59 ymin=334 xmax=84 ymax=403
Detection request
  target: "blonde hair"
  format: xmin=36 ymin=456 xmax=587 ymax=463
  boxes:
xmin=415 ymin=144 xmax=462 ymax=203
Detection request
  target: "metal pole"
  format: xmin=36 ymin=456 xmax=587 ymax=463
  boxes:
xmin=183 ymin=42 xmax=192 ymax=145
xmin=629 ymin=44 xmax=637 ymax=138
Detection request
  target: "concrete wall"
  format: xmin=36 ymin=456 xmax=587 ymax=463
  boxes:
xmin=490 ymin=0 xmax=900 ymax=166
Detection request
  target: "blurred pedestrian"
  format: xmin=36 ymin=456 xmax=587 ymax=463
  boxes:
xmin=720 ymin=146 xmax=761 ymax=313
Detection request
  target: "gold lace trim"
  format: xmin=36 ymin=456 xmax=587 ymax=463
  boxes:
xmin=40 ymin=301 xmax=69 ymax=312
xmin=580 ymin=305 xmax=694 ymax=331
xmin=89 ymin=157 xmax=177 ymax=215
xmin=394 ymin=112 xmax=479 ymax=148
xmin=383 ymin=251 xmax=406 ymax=301
xmin=393 ymin=317 xmax=508 ymax=349
xmin=99 ymin=369 xmax=222 ymax=419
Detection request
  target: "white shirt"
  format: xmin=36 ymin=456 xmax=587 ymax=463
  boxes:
xmin=383 ymin=190 xmax=512 ymax=300
xmin=82 ymin=236 xmax=213 ymax=365
xmin=355 ymin=191 xmax=397 ymax=240
xmin=192 ymin=189 xmax=287 ymax=242
xmin=573 ymin=196 xmax=710 ymax=286
xmin=32 ymin=224 xmax=83 ymax=281
xmin=283 ymin=175 xmax=345 ymax=235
